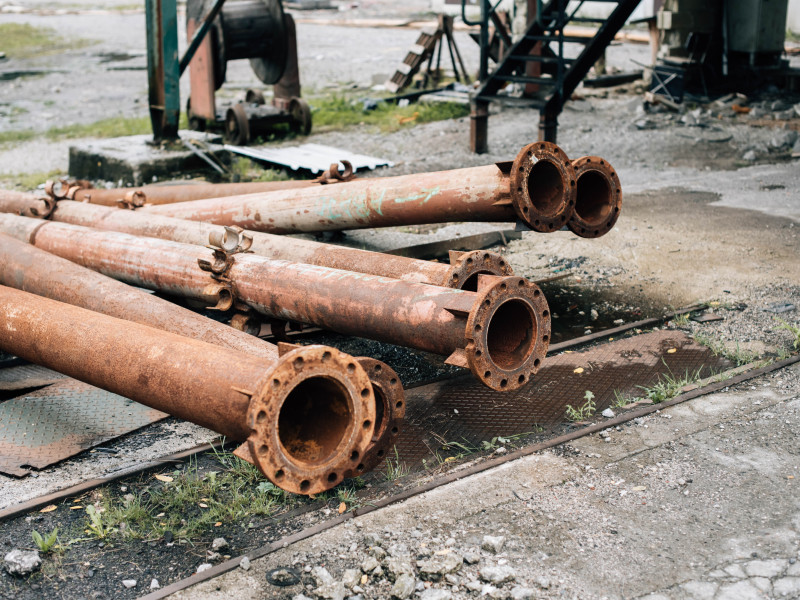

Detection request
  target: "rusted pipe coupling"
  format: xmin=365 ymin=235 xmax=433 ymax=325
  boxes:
xmin=509 ymin=142 xmax=576 ymax=233
xmin=343 ymin=357 xmax=405 ymax=478
xmin=19 ymin=180 xmax=65 ymax=219
xmin=567 ymin=156 xmax=622 ymax=238
xmin=117 ymin=190 xmax=148 ymax=210
xmin=314 ymin=160 xmax=355 ymax=184
xmin=198 ymin=226 xmax=254 ymax=310
xmin=245 ymin=345 xmax=377 ymax=495
xmin=443 ymin=249 xmax=515 ymax=290
xmin=450 ymin=276 xmax=550 ymax=391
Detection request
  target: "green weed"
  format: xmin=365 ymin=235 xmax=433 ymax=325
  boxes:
xmin=693 ymin=332 xmax=759 ymax=366
xmin=637 ymin=367 xmax=702 ymax=404
xmin=31 ymin=527 xmax=61 ymax=554
xmin=383 ymin=446 xmax=410 ymax=482
xmin=565 ymin=390 xmax=596 ymax=422
xmin=84 ymin=505 xmax=116 ymax=539
xmin=774 ymin=318 xmax=800 ymax=351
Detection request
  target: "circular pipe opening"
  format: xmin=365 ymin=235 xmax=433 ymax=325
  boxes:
xmin=486 ymin=299 xmax=537 ymax=370
xmin=278 ymin=376 xmax=351 ymax=466
xmin=527 ymin=160 xmax=564 ymax=217
xmin=575 ymin=170 xmax=612 ymax=226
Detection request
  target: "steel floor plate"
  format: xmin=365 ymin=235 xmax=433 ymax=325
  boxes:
xmin=393 ymin=330 xmax=732 ymax=469
xmin=0 ymin=380 xmax=167 ymax=477
xmin=0 ymin=364 xmax=67 ymax=392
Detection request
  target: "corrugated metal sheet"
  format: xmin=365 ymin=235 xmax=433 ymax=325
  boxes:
xmin=223 ymin=142 xmax=394 ymax=174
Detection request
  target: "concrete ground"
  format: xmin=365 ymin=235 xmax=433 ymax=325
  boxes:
xmin=1 ymin=2 xmax=800 ymax=599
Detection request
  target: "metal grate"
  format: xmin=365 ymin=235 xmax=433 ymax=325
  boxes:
xmin=0 ymin=380 xmax=167 ymax=477
xmin=393 ymin=330 xmax=732 ymax=469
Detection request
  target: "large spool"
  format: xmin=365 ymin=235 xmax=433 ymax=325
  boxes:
xmin=187 ymin=0 xmax=289 ymax=90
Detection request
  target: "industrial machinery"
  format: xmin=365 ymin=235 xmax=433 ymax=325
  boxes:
xmin=145 ymin=0 xmax=309 ymax=144
xmin=186 ymin=0 xmax=311 ymax=144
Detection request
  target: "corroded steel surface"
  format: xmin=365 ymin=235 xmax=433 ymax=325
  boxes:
xmin=0 ymin=381 xmax=166 ymax=477
xmin=0 ymin=192 xmax=512 ymax=288
xmin=393 ymin=330 xmax=733 ymax=469
xmin=139 ymin=143 xmax=577 ymax=234
xmin=568 ymin=156 xmax=622 ymax=238
xmin=0 ymin=364 xmax=67 ymax=392
xmin=0 ymin=232 xmax=278 ymax=361
xmin=0 ymin=287 xmax=376 ymax=495
xmin=0 ymin=215 xmax=548 ymax=390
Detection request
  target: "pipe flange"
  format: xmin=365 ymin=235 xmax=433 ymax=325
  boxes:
xmin=464 ymin=277 xmax=551 ymax=391
xmin=342 ymin=358 xmax=405 ymax=478
xmin=246 ymin=345 xmax=376 ymax=495
xmin=444 ymin=250 xmax=515 ymax=290
xmin=568 ymin=156 xmax=622 ymax=238
xmin=510 ymin=141 xmax=576 ymax=233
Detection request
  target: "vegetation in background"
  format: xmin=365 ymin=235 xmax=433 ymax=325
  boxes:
xmin=774 ymin=318 xmax=800 ymax=351
xmin=693 ymin=331 xmax=760 ymax=366
xmin=565 ymin=390 xmax=596 ymax=422
xmin=637 ymin=367 xmax=702 ymax=404
xmin=0 ymin=23 xmax=93 ymax=59
xmin=311 ymin=96 xmax=469 ymax=133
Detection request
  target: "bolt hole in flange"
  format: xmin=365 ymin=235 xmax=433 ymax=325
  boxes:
xmin=277 ymin=376 xmax=351 ymax=467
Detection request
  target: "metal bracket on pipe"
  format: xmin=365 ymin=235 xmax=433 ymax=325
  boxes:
xmin=313 ymin=160 xmax=355 ymax=185
xmin=20 ymin=179 xmax=78 ymax=219
xmin=198 ymin=226 xmax=258 ymax=325
xmin=117 ymin=190 xmax=149 ymax=210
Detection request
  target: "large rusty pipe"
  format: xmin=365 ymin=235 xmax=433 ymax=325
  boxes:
xmin=139 ymin=142 xmax=577 ymax=234
xmin=0 ymin=286 xmax=376 ymax=495
xmin=567 ymin=156 xmax=622 ymax=238
xmin=0 ymin=193 xmax=512 ymax=289
xmin=0 ymin=214 xmax=550 ymax=391
xmin=0 ymin=231 xmax=276 ymax=360
xmin=0 ymin=231 xmax=403 ymax=479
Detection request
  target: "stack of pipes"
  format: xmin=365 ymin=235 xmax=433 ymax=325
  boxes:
xmin=0 ymin=141 xmax=621 ymax=494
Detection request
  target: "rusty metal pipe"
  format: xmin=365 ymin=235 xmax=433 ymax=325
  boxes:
xmin=0 ymin=231 xmax=403 ymax=480
xmin=72 ymin=179 xmax=316 ymax=205
xmin=0 ymin=214 xmax=550 ymax=391
xmin=567 ymin=156 xmax=622 ymax=238
xmin=0 ymin=231 xmax=277 ymax=360
xmin=0 ymin=193 xmax=512 ymax=289
xmin=139 ymin=142 xmax=577 ymax=234
xmin=0 ymin=285 xmax=376 ymax=495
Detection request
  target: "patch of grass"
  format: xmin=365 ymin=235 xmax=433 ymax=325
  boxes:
xmin=383 ymin=446 xmax=410 ymax=482
xmin=0 ymin=130 xmax=38 ymax=145
xmin=0 ymin=169 xmax=64 ymax=191
xmin=637 ymin=367 xmax=702 ymax=404
xmin=774 ymin=318 xmax=800 ymax=351
xmin=90 ymin=450 xmax=297 ymax=543
xmin=45 ymin=116 xmax=153 ymax=140
xmin=310 ymin=96 xmax=469 ymax=133
xmin=229 ymin=157 xmax=294 ymax=183
xmin=0 ymin=23 xmax=93 ymax=59
xmin=565 ymin=390 xmax=596 ymax=422
xmin=672 ymin=313 xmax=690 ymax=328
xmin=693 ymin=331 xmax=759 ymax=366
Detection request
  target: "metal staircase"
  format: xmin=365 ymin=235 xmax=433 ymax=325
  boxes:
xmin=466 ymin=0 xmax=642 ymax=153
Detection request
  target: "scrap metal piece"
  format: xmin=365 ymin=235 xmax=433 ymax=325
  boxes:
xmin=0 ymin=286 xmax=376 ymax=495
xmin=138 ymin=142 xmax=580 ymax=234
xmin=0 ymin=215 xmax=550 ymax=390
xmin=0 ymin=380 xmax=167 ymax=477
xmin=222 ymin=142 xmax=394 ymax=174
xmin=567 ymin=156 xmax=622 ymax=238
xmin=0 ymin=193 xmax=516 ymax=289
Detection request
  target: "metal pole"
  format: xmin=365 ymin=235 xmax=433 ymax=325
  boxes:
xmin=146 ymin=0 xmax=180 ymax=141
xmin=0 ymin=215 xmax=551 ymax=391
xmin=0 ymin=285 xmax=376 ymax=495
xmin=0 ymin=192 xmax=515 ymax=288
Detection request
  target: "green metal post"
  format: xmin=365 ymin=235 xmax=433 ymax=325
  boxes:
xmin=146 ymin=0 xmax=180 ymax=141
